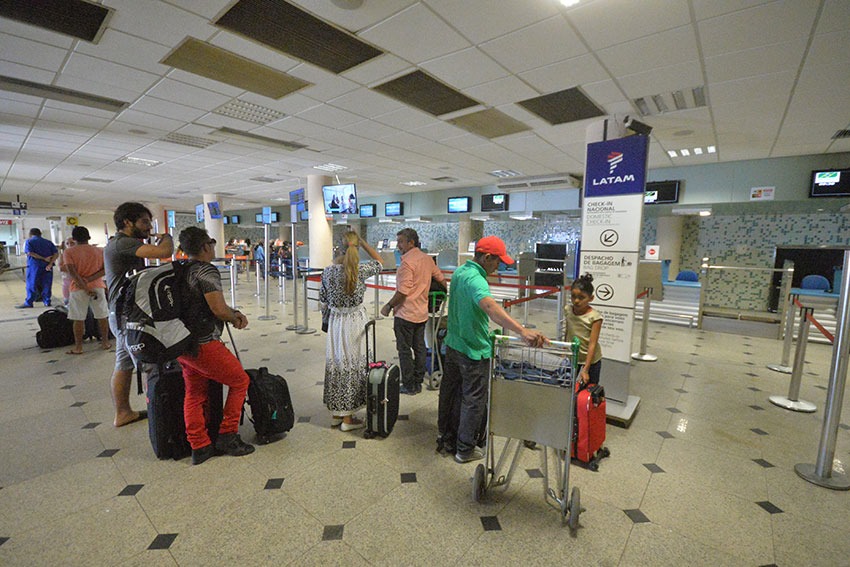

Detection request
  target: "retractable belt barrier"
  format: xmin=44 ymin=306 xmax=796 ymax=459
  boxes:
xmin=632 ymin=287 xmax=658 ymax=362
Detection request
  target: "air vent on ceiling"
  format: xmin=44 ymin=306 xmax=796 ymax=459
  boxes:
xmin=161 ymin=133 xmax=219 ymax=149
xmin=80 ymin=177 xmax=114 ymax=183
xmin=161 ymin=38 xmax=312 ymax=100
xmin=215 ymin=0 xmax=383 ymax=74
xmin=213 ymin=99 xmax=285 ymax=125
xmin=518 ymin=87 xmax=605 ymax=126
xmin=0 ymin=0 xmax=112 ymax=43
xmin=496 ymin=174 xmax=580 ymax=191
xmin=448 ymin=108 xmax=530 ymax=139
xmin=0 ymin=75 xmax=128 ymax=112
xmin=633 ymin=86 xmax=707 ymax=117
xmin=211 ymin=127 xmax=307 ymax=151
xmin=250 ymin=176 xmax=285 ymax=183
xmin=431 ymin=176 xmax=458 ymax=183
xmin=832 ymin=129 xmax=850 ymax=139
xmin=374 ymin=71 xmax=479 ymax=117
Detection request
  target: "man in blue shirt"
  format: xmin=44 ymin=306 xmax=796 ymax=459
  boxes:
xmin=17 ymin=228 xmax=58 ymax=308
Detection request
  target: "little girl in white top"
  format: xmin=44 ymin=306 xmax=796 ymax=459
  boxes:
xmin=564 ymin=273 xmax=603 ymax=385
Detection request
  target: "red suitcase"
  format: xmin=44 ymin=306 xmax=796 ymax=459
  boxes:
xmin=572 ymin=383 xmax=610 ymax=471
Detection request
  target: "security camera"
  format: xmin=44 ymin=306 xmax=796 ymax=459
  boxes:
xmin=624 ymin=115 xmax=653 ymax=136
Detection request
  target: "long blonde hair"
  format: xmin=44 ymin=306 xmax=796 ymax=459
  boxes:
xmin=342 ymin=231 xmax=360 ymax=295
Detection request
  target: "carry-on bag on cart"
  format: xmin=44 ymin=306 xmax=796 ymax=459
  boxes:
xmin=571 ymin=383 xmax=610 ymax=471
xmin=364 ymin=319 xmax=400 ymax=439
xmin=36 ymin=307 xmax=75 ymax=348
xmin=225 ymin=324 xmax=294 ymax=444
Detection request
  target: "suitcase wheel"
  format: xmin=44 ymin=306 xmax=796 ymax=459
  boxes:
xmin=363 ymin=430 xmax=374 ymax=439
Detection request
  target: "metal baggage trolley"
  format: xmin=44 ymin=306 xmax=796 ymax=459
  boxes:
xmin=472 ymin=334 xmax=583 ymax=530
xmin=424 ymin=290 xmax=447 ymax=390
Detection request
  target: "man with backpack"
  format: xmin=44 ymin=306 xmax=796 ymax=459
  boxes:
xmin=175 ymin=226 xmax=254 ymax=465
xmin=104 ymin=203 xmax=173 ymax=427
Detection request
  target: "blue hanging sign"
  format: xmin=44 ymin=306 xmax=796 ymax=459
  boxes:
xmin=584 ymin=135 xmax=649 ymax=198
xmin=262 ymin=206 xmax=272 ymax=225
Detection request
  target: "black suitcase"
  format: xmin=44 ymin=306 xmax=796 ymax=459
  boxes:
xmin=143 ymin=361 xmax=223 ymax=460
xmin=225 ymin=324 xmax=294 ymax=445
xmin=83 ymin=307 xmax=113 ymax=341
xmin=145 ymin=361 xmax=191 ymax=460
xmin=364 ymin=320 xmax=400 ymax=439
xmin=36 ymin=307 xmax=75 ymax=348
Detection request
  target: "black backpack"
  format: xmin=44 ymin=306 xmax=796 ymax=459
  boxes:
xmin=117 ymin=261 xmax=195 ymax=364
xmin=244 ymin=367 xmax=295 ymax=444
xmin=36 ymin=307 xmax=75 ymax=348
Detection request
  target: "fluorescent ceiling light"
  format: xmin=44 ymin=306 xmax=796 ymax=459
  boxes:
xmin=118 ymin=156 xmax=161 ymax=167
xmin=651 ymin=94 xmax=668 ymax=113
xmin=699 ymin=210 xmax=712 ymax=216
xmin=671 ymin=90 xmax=686 ymax=111
xmin=0 ymin=75 xmax=128 ymax=112
xmin=667 ymin=150 xmax=678 ymax=158
xmin=560 ymin=0 xmax=580 ymax=7
xmin=313 ymin=163 xmax=347 ymax=172
xmin=400 ymin=181 xmax=427 ymax=186
xmin=693 ymin=147 xmax=703 ymax=155
xmin=707 ymin=145 xmax=716 ymax=153
xmin=489 ymin=169 xmax=524 ymax=178
xmin=680 ymin=148 xmax=690 ymax=156
xmin=213 ymin=99 xmax=285 ymax=125
xmin=211 ymin=127 xmax=307 ymax=151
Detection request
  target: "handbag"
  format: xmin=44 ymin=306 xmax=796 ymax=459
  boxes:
xmin=321 ymin=306 xmax=329 ymax=333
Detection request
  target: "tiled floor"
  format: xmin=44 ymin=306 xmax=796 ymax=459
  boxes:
xmin=1 ymin=270 xmax=849 ymax=566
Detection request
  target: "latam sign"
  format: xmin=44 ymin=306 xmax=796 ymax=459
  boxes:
xmin=584 ymin=135 xmax=649 ymax=198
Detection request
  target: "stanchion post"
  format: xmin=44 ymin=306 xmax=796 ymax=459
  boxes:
xmin=373 ymin=276 xmax=382 ymax=321
xmin=254 ymin=259 xmax=261 ymax=297
xmin=632 ymin=287 xmax=658 ymax=361
xmin=796 ymin=250 xmax=850 ymax=490
xmin=522 ymin=276 xmax=535 ymax=329
xmin=285 ymin=226 xmax=302 ymax=331
xmin=278 ymin=267 xmax=286 ymax=304
xmin=768 ymin=305 xmax=817 ymax=413
xmin=229 ymin=258 xmax=239 ymax=309
xmin=296 ymin=270 xmax=316 ymax=334
xmin=258 ymin=224 xmax=275 ymax=320
xmin=768 ymin=290 xmax=796 ymax=374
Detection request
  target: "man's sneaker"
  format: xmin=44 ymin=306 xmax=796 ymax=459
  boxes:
xmin=400 ymin=384 xmax=419 ymax=396
xmin=215 ymin=433 xmax=255 ymax=457
xmin=454 ymin=447 xmax=484 ymax=464
xmin=15 ymin=303 xmax=33 ymax=309
xmin=191 ymin=444 xmax=216 ymax=465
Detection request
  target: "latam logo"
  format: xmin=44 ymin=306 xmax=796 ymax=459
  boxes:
xmin=607 ymin=151 xmax=623 ymax=174
xmin=592 ymin=174 xmax=636 ymax=186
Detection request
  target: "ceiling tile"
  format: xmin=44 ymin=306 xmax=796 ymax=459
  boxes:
xmin=617 ymin=61 xmax=704 ymax=99
xmin=342 ymin=54 xmax=411 ymax=86
xmin=106 ymin=0 xmax=214 ymax=47
xmin=0 ymin=32 xmax=68 ymax=72
xmin=480 ymin=16 xmax=586 ymax=74
xmin=518 ymin=54 xmax=609 ymax=94
xmin=420 ymin=48 xmax=508 ymax=90
xmin=63 ymin=52 xmax=160 ymax=93
xmin=704 ymin=39 xmax=808 ymax=84
xmin=359 ymin=3 xmax=470 ymax=64
xmin=73 ymin=29 xmax=172 ymax=76
xmin=146 ymin=78 xmax=232 ymax=111
xmin=567 ymin=0 xmax=691 ymax=50
xmin=426 ymin=0 xmax=559 ymax=44
xmin=462 ymin=76 xmax=537 ymax=107
xmin=597 ymin=25 xmax=698 ymax=77
xmin=691 ymin=0 xmax=774 ymax=21
xmin=329 ymin=88 xmax=403 ymax=118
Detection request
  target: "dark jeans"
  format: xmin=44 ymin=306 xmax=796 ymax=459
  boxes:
xmin=439 ymin=346 xmax=489 ymax=454
xmin=393 ymin=318 xmax=426 ymax=389
xmin=586 ymin=360 xmax=602 ymax=385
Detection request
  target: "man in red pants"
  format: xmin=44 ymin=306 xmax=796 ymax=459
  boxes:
xmin=176 ymin=226 xmax=254 ymax=465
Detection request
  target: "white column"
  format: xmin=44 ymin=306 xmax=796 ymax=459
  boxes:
xmin=656 ymin=215 xmax=684 ymax=279
xmin=307 ymin=175 xmax=333 ymax=268
xmin=202 ymin=194 xmax=225 ymax=257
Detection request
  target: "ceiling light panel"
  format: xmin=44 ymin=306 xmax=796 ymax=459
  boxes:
xmin=0 ymin=0 xmax=112 ymax=43
xmin=118 ymin=156 xmax=161 ymax=167
xmin=213 ymin=99 xmax=286 ymax=125
xmin=0 ymin=75 xmax=128 ymax=112
xmin=161 ymin=38 xmax=312 ymax=100
xmin=215 ymin=0 xmax=383 ymax=74
xmin=448 ymin=108 xmax=530 ymax=139
xmin=633 ymin=85 xmax=707 ymax=117
xmin=313 ymin=163 xmax=348 ymax=172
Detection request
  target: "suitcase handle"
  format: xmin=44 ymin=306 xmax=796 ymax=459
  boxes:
xmin=224 ymin=322 xmax=242 ymax=365
xmin=364 ymin=319 xmax=377 ymax=364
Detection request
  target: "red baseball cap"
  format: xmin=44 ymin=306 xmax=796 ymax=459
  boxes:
xmin=476 ymin=236 xmax=514 ymax=265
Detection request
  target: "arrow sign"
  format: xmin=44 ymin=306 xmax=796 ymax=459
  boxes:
xmin=596 ymin=283 xmax=614 ymax=301
xmin=600 ymin=229 xmax=619 ymax=247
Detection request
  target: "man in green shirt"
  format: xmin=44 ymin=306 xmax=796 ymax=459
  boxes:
xmin=439 ymin=236 xmax=548 ymax=463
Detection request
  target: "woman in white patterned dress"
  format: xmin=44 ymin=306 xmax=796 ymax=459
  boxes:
xmin=319 ymin=231 xmax=383 ymax=431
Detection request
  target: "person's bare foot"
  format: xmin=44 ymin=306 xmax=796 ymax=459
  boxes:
xmin=66 ymin=348 xmax=83 ymax=355
xmin=114 ymin=410 xmax=147 ymax=427
xmin=101 ymin=341 xmax=112 ymax=350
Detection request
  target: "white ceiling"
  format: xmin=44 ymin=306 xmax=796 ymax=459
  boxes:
xmin=1 ymin=0 xmax=849 ymax=214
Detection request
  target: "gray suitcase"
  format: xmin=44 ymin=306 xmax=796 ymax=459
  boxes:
xmin=363 ymin=320 xmax=400 ymax=439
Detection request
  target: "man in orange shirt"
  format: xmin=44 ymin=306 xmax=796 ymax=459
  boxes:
xmin=63 ymin=226 xmax=111 ymax=354
xmin=381 ymin=228 xmax=446 ymax=395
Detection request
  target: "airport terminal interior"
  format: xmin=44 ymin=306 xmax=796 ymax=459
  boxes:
xmin=2 ymin=0 xmax=850 ymax=565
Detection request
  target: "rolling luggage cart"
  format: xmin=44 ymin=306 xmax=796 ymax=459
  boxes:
xmin=424 ymin=290 xmax=447 ymax=390
xmin=472 ymin=335 xmax=583 ymax=530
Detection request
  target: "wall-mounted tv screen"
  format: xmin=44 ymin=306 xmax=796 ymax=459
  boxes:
xmin=207 ymin=201 xmax=222 ymax=219
xmin=481 ymin=193 xmax=509 ymax=212
xmin=811 ymin=169 xmax=850 ymax=198
xmin=322 ymin=183 xmax=357 ymax=214
xmin=644 ymin=180 xmax=680 ymax=204
xmin=230 ymin=215 xmax=240 ymax=224
xmin=270 ymin=211 xmax=280 ymax=223
xmin=448 ymin=196 xmax=472 ymax=214
xmin=222 ymin=216 xmax=229 ymax=225
xmin=195 ymin=204 xmax=204 ymax=223
xmin=536 ymin=242 xmax=567 ymax=260
xmin=359 ymin=204 xmax=376 ymax=218
xmin=385 ymin=201 xmax=403 ymax=217
xmin=255 ymin=213 xmax=263 ymax=223
xmin=289 ymin=187 xmax=305 ymax=204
